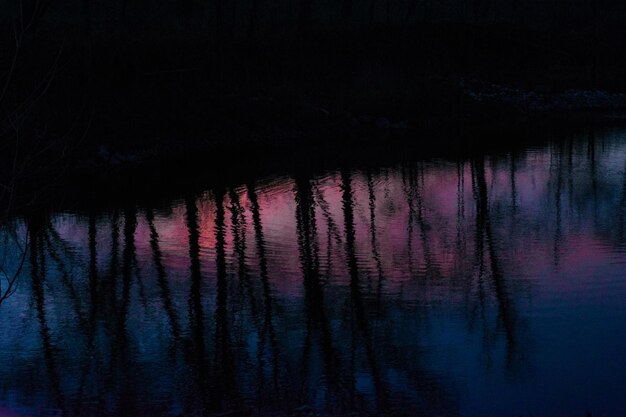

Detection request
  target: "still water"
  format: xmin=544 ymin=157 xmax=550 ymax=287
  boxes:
xmin=2 ymin=129 xmax=626 ymax=416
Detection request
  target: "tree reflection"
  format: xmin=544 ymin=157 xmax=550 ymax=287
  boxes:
xmin=341 ymin=169 xmax=387 ymax=413
xmin=214 ymin=188 xmax=237 ymax=411
xmin=185 ymin=194 xmax=211 ymax=413
xmin=147 ymin=208 xmax=181 ymax=343
xmin=247 ymin=183 xmax=281 ymax=400
xmin=5 ymin=130 xmax=626 ymax=416
xmin=471 ymin=157 xmax=518 ymax=367
xmin=295 ymin=175 xmax=343 ymax=411
xmin=0 ymin=211 xmax=27 ymax=306
xmin=25 ymin=214 xmax=65 ymax=414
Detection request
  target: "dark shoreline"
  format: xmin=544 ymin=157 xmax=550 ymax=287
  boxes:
xmin=4 ymin=12 xmax=626 ymax=218
xmin=7 ymin=108 xmax=624 ymax=217
xmin=4 ymin=20 xmax=626 ymax=217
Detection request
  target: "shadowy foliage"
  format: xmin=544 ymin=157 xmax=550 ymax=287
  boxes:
xmin=2 ymin=0 xmax=626 ymax=211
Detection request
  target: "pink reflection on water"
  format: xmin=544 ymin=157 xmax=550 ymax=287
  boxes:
xmin=48 ymin=140 xmax=626 ymax=302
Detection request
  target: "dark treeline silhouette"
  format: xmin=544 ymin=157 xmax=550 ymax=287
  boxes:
xmin=1 ymin=0 xmax=621 ymax=88
xmin=1 ymin=0 xmax=620 ymax=43
xmin=1 ymin=0 xmax=625 ymax=198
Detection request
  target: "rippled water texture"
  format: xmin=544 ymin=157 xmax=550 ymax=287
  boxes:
xmin=2 ymin=129 xmax=626 ymax=416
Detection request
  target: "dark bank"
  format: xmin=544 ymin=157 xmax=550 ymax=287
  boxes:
xmin=4 ymin=0 xmax=626 ymax=211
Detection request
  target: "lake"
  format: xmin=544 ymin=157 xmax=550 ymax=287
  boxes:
xmin=1 ymin=127 xmax=626 ymax=416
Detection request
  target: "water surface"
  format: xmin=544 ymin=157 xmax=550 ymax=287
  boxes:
xmin=2 ymin=129 xmax=626 ymax=416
